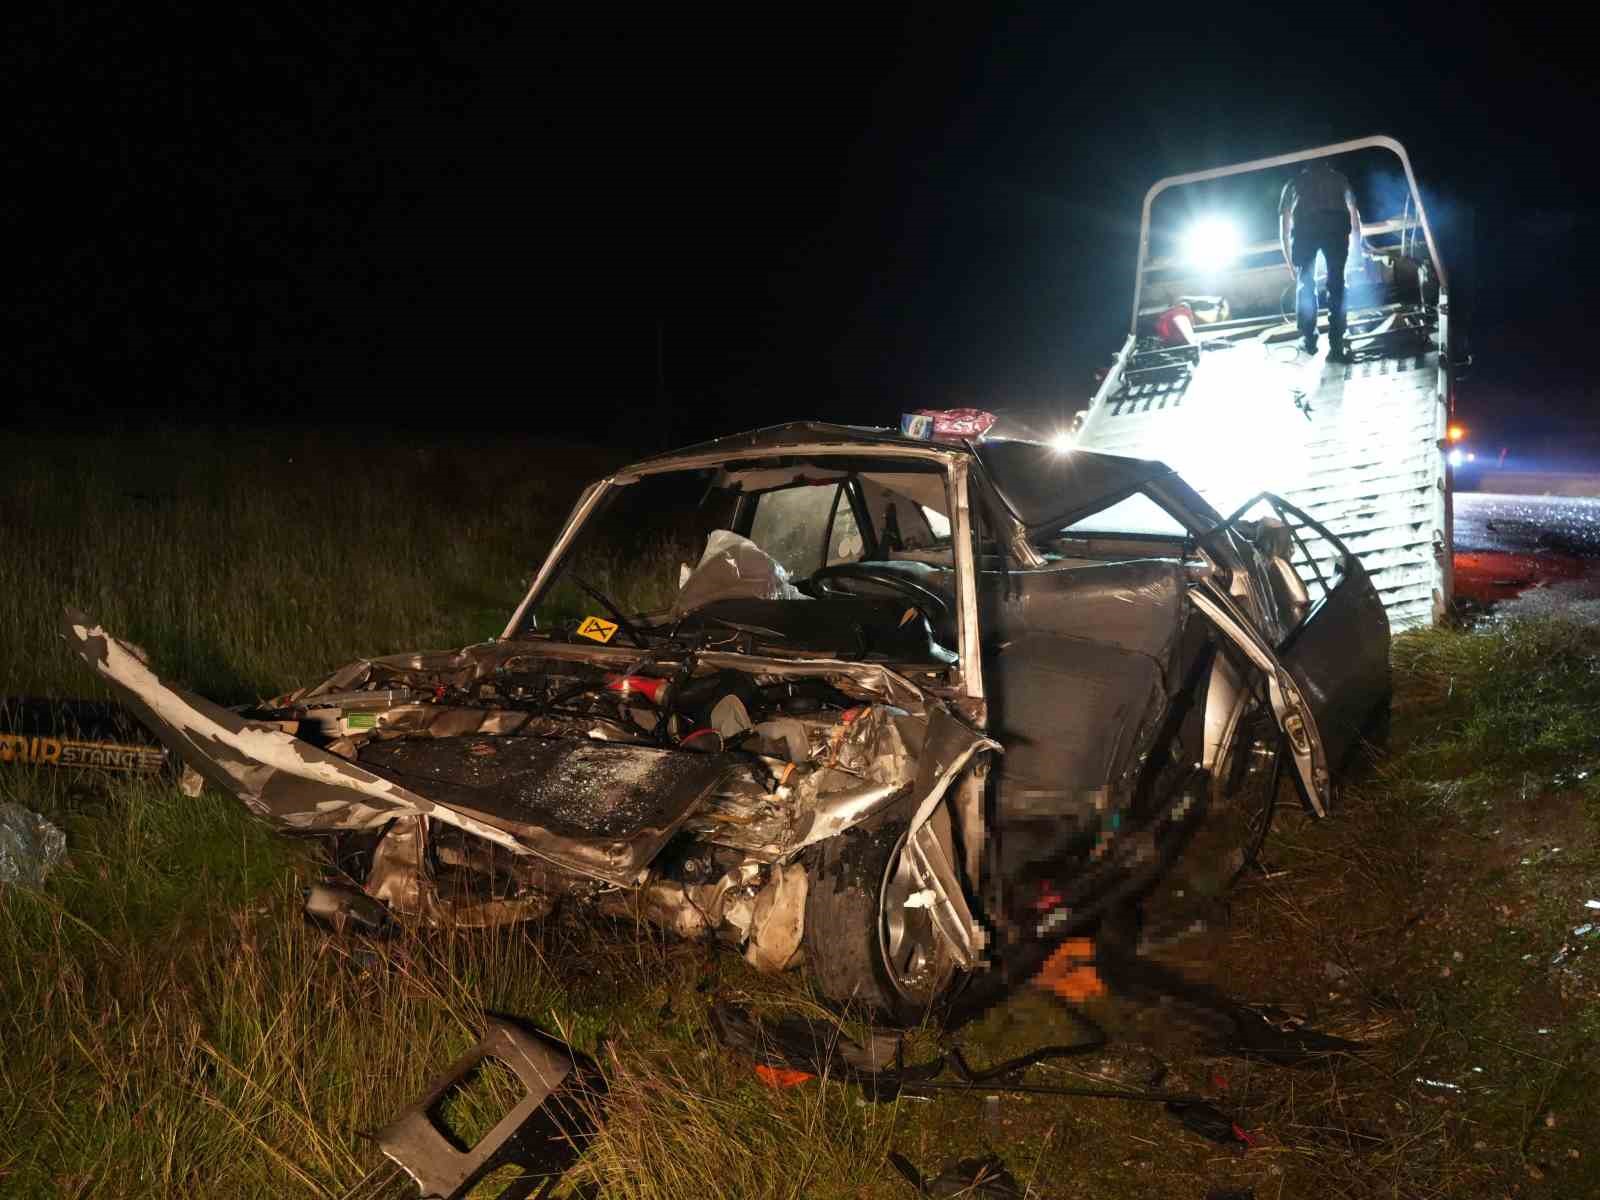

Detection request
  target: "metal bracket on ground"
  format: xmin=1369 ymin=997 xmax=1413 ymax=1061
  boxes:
xmin=377 ymin=1018 xmax=596 ymax=1200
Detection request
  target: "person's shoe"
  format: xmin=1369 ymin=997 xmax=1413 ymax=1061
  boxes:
xmin=1328 ymin=343 xmax=1350 ymax=363
xmin=1301 ymin=337 xmax=1318 ymax=355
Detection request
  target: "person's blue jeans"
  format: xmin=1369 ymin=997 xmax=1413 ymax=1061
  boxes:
xmin=1292 ymin=210 xmax=1351 ymax=350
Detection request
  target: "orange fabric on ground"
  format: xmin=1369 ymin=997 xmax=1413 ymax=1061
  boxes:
xmin=1033 ymin=937 xmax=1106 ymax=1002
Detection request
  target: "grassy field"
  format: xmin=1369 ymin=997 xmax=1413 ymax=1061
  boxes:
xmin=2 ymin=433 xmax=1598 ymax=1198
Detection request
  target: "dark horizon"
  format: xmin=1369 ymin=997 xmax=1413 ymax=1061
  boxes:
xmin=14 ymin=6 xmax=1595 ymax=452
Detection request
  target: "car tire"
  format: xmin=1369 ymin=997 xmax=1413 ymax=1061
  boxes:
xmin=803 ymin=819 xmax=957 ymax=1028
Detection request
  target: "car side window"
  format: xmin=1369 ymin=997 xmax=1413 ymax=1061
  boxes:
xmin=748 ymin=483 xmax=845 ymax=578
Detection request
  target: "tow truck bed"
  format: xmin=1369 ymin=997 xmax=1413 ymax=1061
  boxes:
xmin=1073 ymin=137 xmax=1459 ymax=630
xmin=1077 ymin=303 xmax=1446 ymax=629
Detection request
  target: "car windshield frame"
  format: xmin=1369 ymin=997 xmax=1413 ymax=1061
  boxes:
xmin=501 ymin=440 xmax=987 ymax=704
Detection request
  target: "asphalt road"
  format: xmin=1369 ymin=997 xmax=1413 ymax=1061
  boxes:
xmin=1454 ymin=492 xmax=1600 ymax=558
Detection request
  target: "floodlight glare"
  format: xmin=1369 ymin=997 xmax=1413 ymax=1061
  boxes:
xmin=1181 ymin=217 xmax=1243 ymax=273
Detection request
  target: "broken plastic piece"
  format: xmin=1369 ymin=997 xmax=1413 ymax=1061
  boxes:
xmin=302 ymin=881 xmax=392 ymax=936
xmin=709 ymin=1003 xmax=937 ymax=1101
xmin=376 ymin=1018 xmax=596 ymax=1200
xmin=754 ymin=1064 xmax=814 ymax=1088
xmin=1222 ymin=1004 xmax=1364 ymax=1064
xmin=1166 ymin=1099 xmax=1250 ymax=1147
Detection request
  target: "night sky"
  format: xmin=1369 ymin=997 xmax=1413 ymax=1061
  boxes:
xmin=15 ymin=6 xmax=1596 ymax=452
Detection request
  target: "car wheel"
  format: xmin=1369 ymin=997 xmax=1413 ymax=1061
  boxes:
xmin=803 ymin=820 xmax=957 ymax=1027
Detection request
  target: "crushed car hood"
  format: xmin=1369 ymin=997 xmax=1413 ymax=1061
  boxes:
xmin=60 ymin=612 xmax=534 ymax=856
xmin=60 ymin=612 xmax=995 ymax=890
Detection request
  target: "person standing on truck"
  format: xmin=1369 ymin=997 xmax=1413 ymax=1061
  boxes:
xmin=1279 ymin=161 xmax=1364 ymax=361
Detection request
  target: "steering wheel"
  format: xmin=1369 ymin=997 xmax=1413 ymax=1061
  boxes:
xmin=810 ymin=563 xmax=952 ymax=627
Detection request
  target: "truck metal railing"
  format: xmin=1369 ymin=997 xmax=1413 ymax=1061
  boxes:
xmin=1130 ymin=135 xmax=1447 ymax=335
xmin=1142 ymin=215 xmax=1430 ymax=276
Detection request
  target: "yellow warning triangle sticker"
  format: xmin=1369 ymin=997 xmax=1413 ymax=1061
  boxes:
xmin=575 ymin=615 xmax=619 ymax=643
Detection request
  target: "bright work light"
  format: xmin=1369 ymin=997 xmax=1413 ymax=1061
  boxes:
xmin=1181 ymin=217 xmax=1243 ymax=273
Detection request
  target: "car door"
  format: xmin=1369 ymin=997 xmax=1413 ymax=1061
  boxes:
xmin=1206 ymin=493 xmax=1391 ymax=791
xmin=1250 ymin=494 xmax=1391 ymax=775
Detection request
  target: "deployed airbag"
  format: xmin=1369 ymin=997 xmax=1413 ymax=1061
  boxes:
xmin=675 ymin=529 xmax=805 ymax=614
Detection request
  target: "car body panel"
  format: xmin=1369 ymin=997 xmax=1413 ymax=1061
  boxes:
xmin=980 ymin=558 xmax=1189 ymax=827
xmin=60 ymin=611 xmax=529 ymax=854
xmin=60 ymin=422 xmax=1390 ymax=995
xmin=1263 ymin=497 xmax=1393 ymax=775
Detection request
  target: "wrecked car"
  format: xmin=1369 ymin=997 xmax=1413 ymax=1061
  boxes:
xmin=64 ymin=415 xmax=1389 ymax=1024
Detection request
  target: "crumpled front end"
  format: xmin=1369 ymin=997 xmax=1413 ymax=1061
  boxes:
xmin=61 ymin=612 xmax=994 ymax=969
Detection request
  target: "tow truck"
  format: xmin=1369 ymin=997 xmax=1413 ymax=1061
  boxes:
xmin=1071 ymin=136 xmax=1465 ymax=629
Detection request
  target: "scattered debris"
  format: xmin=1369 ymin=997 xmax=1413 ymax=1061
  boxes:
xmin=376 ymin=1017 xmax=599 ymax=1200
xmin=709 ymin=1003 xmax=916 ymax=1096
xmin=1081 ymin=945 xmax=1365 ymax=1066
xmin=1223 ymin=1004 xmax=1365 ymax=1065
xmin=0 ymin=802 xmax=67 ymax=886
xmin=302 ymin=881 xmax=393 ymax=937
xmin=706 ymin=998 xmax=1243 ymax=1139
xmin=1166 ymin=1099 xmax=1252 ymax=1147
xmin=753 ymin=1064 xmax=813 ymax=1089
xmin=888 ymin=1151 xmax=1022 ymax=1198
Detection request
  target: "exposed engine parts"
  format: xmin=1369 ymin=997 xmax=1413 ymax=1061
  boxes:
xmin=244 ymin=648 xmax=948 ymax=969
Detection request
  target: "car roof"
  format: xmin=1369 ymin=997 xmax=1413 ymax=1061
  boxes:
xmin=627 ymin=420 xmax=1175 ymax=530
xmin=628 ymin=420 xmax=939 ymax=463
